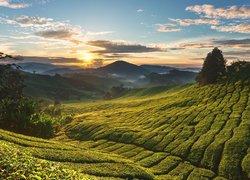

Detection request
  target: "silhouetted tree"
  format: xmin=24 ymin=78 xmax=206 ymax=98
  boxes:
xmin=0 ymin=53 xmax=26 ymax=129
xmin=0 ymin=64 xmax=24 ymax=100
xmin=0 ymin=52 xmax=68 ymax=138
xmin=0 ymin=52 xmax=13 ymax=59
xmin=196 ymin=48 xmax=226 ymax=85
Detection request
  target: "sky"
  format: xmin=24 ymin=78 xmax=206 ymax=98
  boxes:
xmin=0 ymin=0 xmax=249 ymax=67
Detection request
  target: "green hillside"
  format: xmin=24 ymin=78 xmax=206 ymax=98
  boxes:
xmin=23 ymin=72 xmax=103 ymax=100
xmin=1 ymin=79 xmax=249 ymax=179
xmin=61 ymin=80 xmax=250 ymax=179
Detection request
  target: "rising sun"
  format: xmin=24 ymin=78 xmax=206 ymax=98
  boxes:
xmin=78 ymin=51 xmax=93 ymax=63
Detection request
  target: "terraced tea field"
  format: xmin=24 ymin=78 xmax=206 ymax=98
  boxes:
xmin=1 ymin=80 xmax=250 ymax=179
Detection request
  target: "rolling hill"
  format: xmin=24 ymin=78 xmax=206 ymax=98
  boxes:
xmin=136 ymin=69 xmax=197 ymax=87
xmin=140 ymin=64 xmax=175 ymax=74
xmin=97 ymin=60 xmax=150 ymax=78
xmin=1 ymin=76 xmax=249 ymax=179
xmin=23 ymin=72 xmax=104 ymax=100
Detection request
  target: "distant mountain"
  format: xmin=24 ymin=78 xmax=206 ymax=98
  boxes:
xmin=44 ymin=67 xmax=85 ymax=75
xmin=136 ymin=69 xmax=198 ymax=87
xmin=180 ymin=67 xmax=201 ymax=73
xmin=148 ymin=69 xmax=197 ymax=84
xmin=140 ymin=64 xmax=175 ymax=74
xmin=18 ymin=62 xmax=58 ymax=74
xmin=68 ymin=74 xmax=123 ymax=90
xmin=97 ymin=61 xmax=150 ymax=78
xmin=22 ymin=72 xmax=104 ymax=100
xmin=18 ymin=62 xmax=81 ymax=75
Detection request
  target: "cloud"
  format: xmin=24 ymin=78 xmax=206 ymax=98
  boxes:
xmin=137 ymin=9 xmax=143 ymax=13
xmin=4 ymin=15 xmax=55 ymax=28
xmin=0 ymin=0 xmax=30 ymax=9
xmin=186 ymin=4 xmax=250 ymax=19
xmin=211 ymin=24 xmax=250 ymax=34
xmin=87 ymin=40 xmax=163 ymax=54
xmin=213 ymin=38 xmax=250 ymax=45
xmin=155 ymin=24 xmax=181 ymax=32
xmin=86 ymin=31 xmax=113 ymax=36
xmin=179 ymin=43 xmax=214 ymax=49
xmin=169 ymin=18 xmax=221 ymax=26
xmin=34 ymin=28 xmax=81 ymax=43
xmin=212 ymin=38 xmax=250 ymax=48
xmin=103 ymin=53 xmax=131 ymax=59
xmin=224 ymin=50 xmax=250 ymax=56
xmin=1 ymin=15 xmax=83 ymax=43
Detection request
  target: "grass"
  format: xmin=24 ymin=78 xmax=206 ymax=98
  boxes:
xmin=1 ymin=80 xmax=250 ymax=179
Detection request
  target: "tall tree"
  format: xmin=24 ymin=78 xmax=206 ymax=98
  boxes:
xmin=0 ymin=52 xmax=25 ymax=129
xmin=196 ymin=47 xmax=226 ymax=85
xmin=0 ymin=53 xmax=23 ymax=100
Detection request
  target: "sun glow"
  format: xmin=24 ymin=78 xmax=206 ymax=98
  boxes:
xmin=78 ymin=51 xmax=93 ymax=63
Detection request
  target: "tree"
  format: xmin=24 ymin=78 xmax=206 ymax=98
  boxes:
xmin=0 ymin=53 xmax=23 ymax=100
xmin=0 ymin=52 xmax=66 ymax=138
xmin=196 ymin=47 xmax=226 ymax=85
xmin=0 ymin=52 xmax=13 ymax=59
xmin=0 ymin=52 xmax=26 ymax=129
xmin=0 ymin=64 xmax=24 ymax=100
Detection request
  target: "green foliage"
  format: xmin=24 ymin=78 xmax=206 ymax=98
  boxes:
xmin=196 ymin=47 xmax=226 ymax=85
xmin=0 ymin=64 xmax=24 ymax=100
xmin=1 ymin=59 xmax=250 ymax=179
xmin=0 ymin=129 xmax=155 ymax=179
xmin=29 ymin=113 xmax=55 ymax=138
xmin=0 ymin=141 xmax=88 ymax=180
xmin=104 ymin=84 xmax=128 ymax=100
xmin=227 ymin=61 xmax=250 ymax=80
xmin=187 ymin=168 xmax=216 ymax=180
xmin=0 ymin=97 xmax=37 ymax=131
xmin=61 ymin=79 xmax=250 ymax=179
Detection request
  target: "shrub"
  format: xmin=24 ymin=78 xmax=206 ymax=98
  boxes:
xmin=0 ymin=141 xmax=87 ymax=179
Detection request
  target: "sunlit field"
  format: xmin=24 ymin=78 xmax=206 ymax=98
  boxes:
xmin=1 ymin=0 xmax=250 ymax=179
xmin=1 ymin=78 xmax=249 ymax=179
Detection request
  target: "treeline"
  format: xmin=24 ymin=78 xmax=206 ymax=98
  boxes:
xmin=104 ymin=84 xmax=128 ymax=100
xmin=197 ymin=47 xmax=250 ymax=85
xmin=0 ymin=53 xmax=72 ymax=138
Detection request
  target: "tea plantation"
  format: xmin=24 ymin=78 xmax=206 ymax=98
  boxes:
xmin=1 ymin=79 xmax=250 ymax=179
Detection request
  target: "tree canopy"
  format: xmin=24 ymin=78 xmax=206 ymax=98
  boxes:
xmin=196 ymin=47 xmax=226 ymax=85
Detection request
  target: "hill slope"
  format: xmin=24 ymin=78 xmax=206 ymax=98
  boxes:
xmin=62 ymin=80 xmax=250 ymax=180
xmin=23 ymin=72 xmax=103 ymax=100
xmin=1 ymin=80 xmax=249 ymax=179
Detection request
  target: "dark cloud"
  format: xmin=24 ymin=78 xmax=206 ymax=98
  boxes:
xmin=213 ymin=38 xmax=250 ymax=45
xmin=34 ymin=28 xmax=81 ymax=43
xmin=224 ymin=50 xmax=250 ymax=56
xmin=9 ymin=56 xmax=82 ymax=64
xmin=103 ymin=53 xmax=131 ymax=59
xmin=88 ymin=40 xmax=163 ymax=54
xmin=180 ymin=43 xmax=214 ymax=49
xmin=169 ymin=47 xmax=186 ymax=50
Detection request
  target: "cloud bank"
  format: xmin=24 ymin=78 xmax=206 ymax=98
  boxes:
xmin=211 ymin=24 xmax=250 ymax=34
xmin=155 ymin=24 xmax=181 ymax=32
xmin=1 ymin=15 xmax=83 ymax=43
xmin=88 ymin=40 xmax=163 ymax=54
xmin=0 ymin=0 xmax=30 ymax=9
xmin=186 ymin=4 xmax=250 ymax=19
xmin=169 ymin=18 xmax=221 ymax=26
